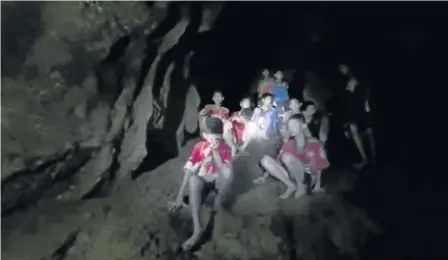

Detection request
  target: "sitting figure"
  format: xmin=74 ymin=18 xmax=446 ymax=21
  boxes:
xmin=279 ymin=98 xmax=302 ymax=140
xmin=170 ymin=117 xmax=233 ymax=251
xmin=199 ymin=90 xmax=236 ymax=156
xmin=233 ymin=108 xmax=256 ymax=153
xmin=230 ymin=97 xmax=252 ymax=123
xmin=251 ymin=93 xmax=279 ymax=140
xmin=300 ymin=101 xmax=330 ymax=146
xmin=254 ymin=114 xmax=329 ymax=198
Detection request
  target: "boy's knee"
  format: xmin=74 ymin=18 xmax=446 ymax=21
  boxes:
xmin=280 ymin=153 xmax=295 ymax=166
xmin=260 ymin=155 xmax=275 ymax=166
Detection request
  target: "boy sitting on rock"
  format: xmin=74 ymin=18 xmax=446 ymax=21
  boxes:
xmin=254 ymin=114 xmax=329 ymax=198
xmin=169 ymin=116 xmax=234 ymax=251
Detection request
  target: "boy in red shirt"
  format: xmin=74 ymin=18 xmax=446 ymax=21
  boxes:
xmin=230 ymin=97 xmax=252 ymax=144
xmin=199 ymin=90 xmax=236 ymax=156
xmin=170 ymin=117 xmax=233 ymax=251
xmin=254 ymin=114 xmax=329 ymax=198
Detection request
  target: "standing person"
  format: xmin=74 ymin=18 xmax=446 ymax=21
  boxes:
xmin=257 ymin=69 xmax=276 ymax=98
xmin=199 ymin=90 xmax=237 ymax=156
xmin=271 ymin=71 xmax=290 ymax=115
xmin=169 ymin=117 xmax=233 ymax=251
xmin=300 ymin=101 xmax=330 ymax=146
xmin=339 ymin=64 xmax=375 ymax=169
xmin=253 ymin=114 xmax=329 ymax=197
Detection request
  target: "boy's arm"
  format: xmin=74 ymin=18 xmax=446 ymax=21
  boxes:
xmin=199 ymin=105 xmax=212 ymax=116
xmin=319 ymin=115 xmax=330 ymax=143
xmin=211 ymin=143 xmax=232 ymax=178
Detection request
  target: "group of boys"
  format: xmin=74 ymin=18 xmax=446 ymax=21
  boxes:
xmin=169 ymin=69 xmax=330 ymax=252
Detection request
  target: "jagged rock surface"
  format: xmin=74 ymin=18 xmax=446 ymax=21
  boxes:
xmin=1 ymin=1 xmax=151 ymax=180
xmin=2 ymin=2 xmax=221 ymax=211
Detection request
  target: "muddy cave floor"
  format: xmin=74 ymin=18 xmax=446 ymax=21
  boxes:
xmin=1 ymin=138 xmax=380 ymax=260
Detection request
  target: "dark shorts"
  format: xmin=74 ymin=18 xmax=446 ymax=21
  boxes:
xmin=182 ymin=179 xmax=216 ymax=206
xmin=344 ymin=111 xmax=372 ymax=132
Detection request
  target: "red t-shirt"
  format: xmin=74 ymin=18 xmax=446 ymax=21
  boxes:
xmin=184 ymin=139 xmax=232 ymax=177
xmin=203 ymin=104 xmax=230 ymax=120
xmin=279 ymin=138 xmax=330 ymax=174
xmin=230 ymin=111 xmax=246 ymax=142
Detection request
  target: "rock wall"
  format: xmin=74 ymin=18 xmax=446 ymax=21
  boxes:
xmin=1 ymin=2 xmax=221 ymax=214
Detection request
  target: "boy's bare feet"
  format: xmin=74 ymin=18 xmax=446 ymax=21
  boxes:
xmin=182 ymin=228 xmax=203 ymax=251
xmin=253 ymin=176 xmax=267 ymax=184
xmin=279 ymin=185 xmax=296 ymax=199
xmin=312 ymin=187 xmax=326 ymax=193
xmin=294 ymin=188 xmax=306 ymax=198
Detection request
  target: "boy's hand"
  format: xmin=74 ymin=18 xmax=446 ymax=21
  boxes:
xmin=209 ymin=139 xmax=219 ymax=150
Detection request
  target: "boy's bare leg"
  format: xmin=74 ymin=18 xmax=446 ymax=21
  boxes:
xmin=259 ymin=155 xmax=296 ymax=199
xmin=182 ymin=175 xmax=205 ymax=251
xmin=312 ymin=171 xmax=325 ymax=193
xmin=214 ymin=168 xmax=233 ymax=211
xmin=365 ymin=127 xmax=376 ymax=166
xmin=349 ymin=123 xmax=368 ymax=170
xmin=280 ymin=154 xmax=307 ymax=198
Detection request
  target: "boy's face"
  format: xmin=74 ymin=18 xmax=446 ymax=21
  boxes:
xmin=339 ymin=65 xmax=349 ymax=75
xmin=262 ymin=69 xmax=269 ymax=77
xmin=303 ymin=104 xmax=316 ymax=117
xmin=262 ymin=96 xmax=272 ymax=106
xmin=289 ymin=99 xmax=300 ymax=112
xmin=274 ymin=71 xmax=283 ymax=81
xmin=240 ymin=98 xmax=251 ymax=109
xmin=212 ymin=92 xmax=224 ymax=104
xmin=288 ymin=118 xmax=303 ymax=137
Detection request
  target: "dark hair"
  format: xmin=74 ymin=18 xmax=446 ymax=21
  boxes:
xmin=260 ymin=93 xmax=273 ymax=100
xmin=240 ymin=108 xmax=253 ymax=121
xmin=300 ymin=101 xmax=316 ymax=112
xmin=240 ymin=96 xmax=250 ymax=103
xmin=213 ymin=90 xmax=223 ymax=96
xmin=203 ymin=116 xmax=224 ymax=134
xmin=289 ymin=113 xmax=305 ymax=123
